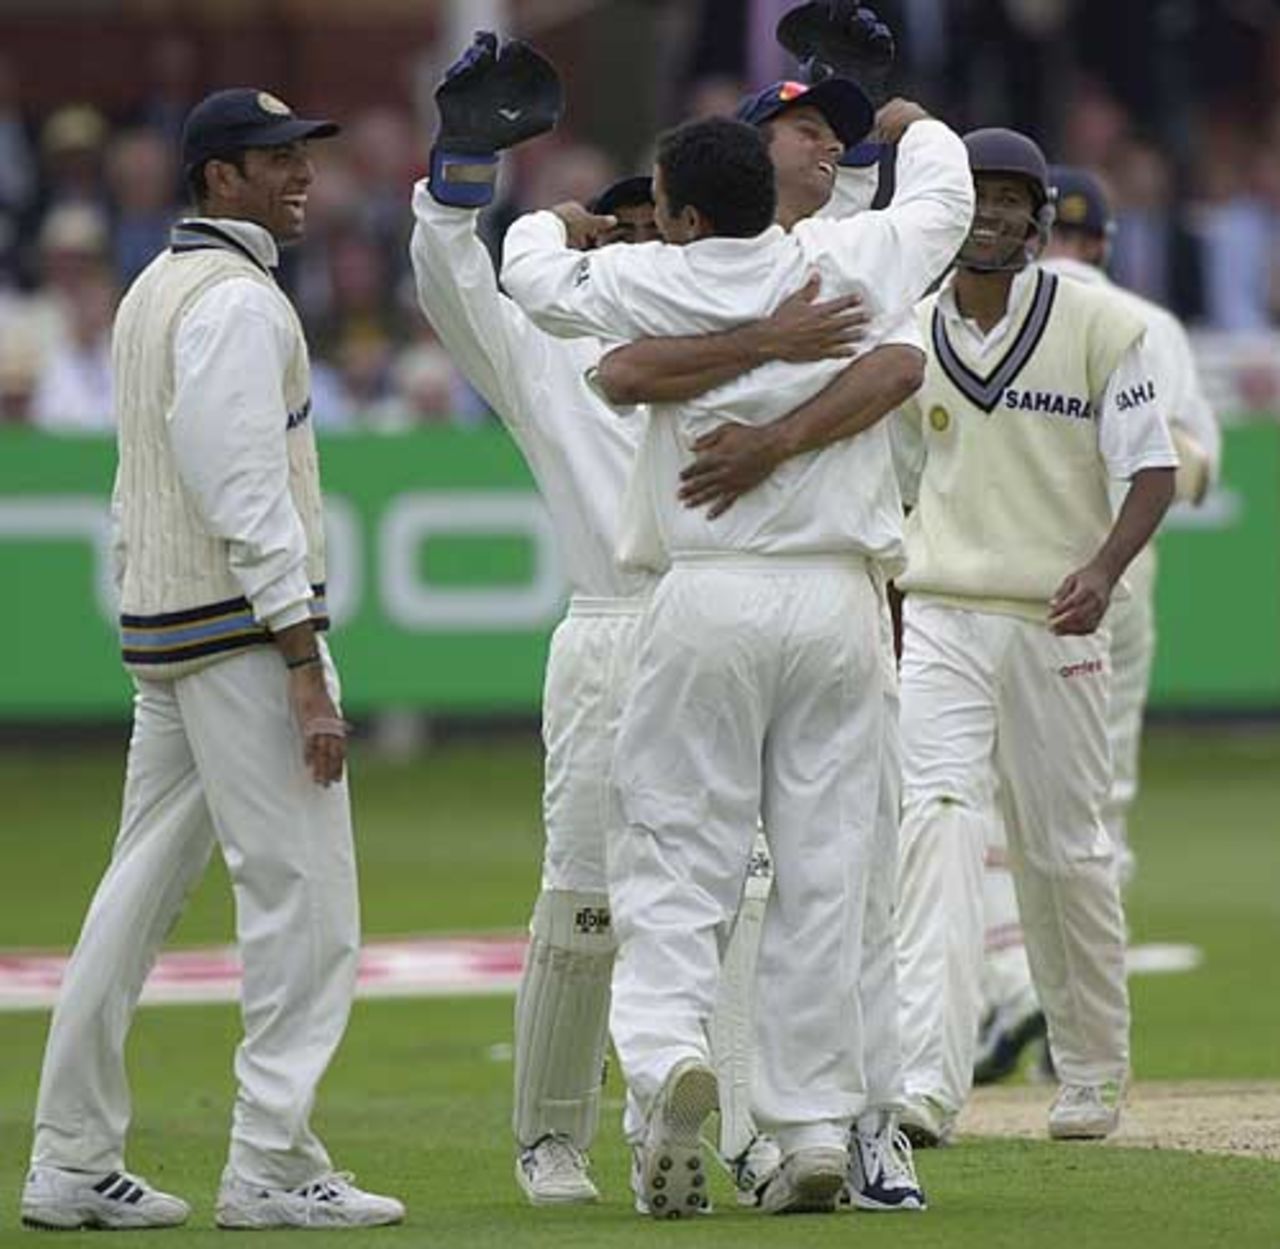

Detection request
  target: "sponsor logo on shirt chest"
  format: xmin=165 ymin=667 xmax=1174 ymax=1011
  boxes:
xmin=1003 ymin=388 xmax=1094 ymax=420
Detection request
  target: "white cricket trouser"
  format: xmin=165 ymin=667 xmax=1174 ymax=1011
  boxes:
xmin=980 ymin=553 xmax=1157 ymax=1018
xmin=609 ymin=557 xmax=884 ymax=1154
xmin=897 ymin=598 xmax=1129 ymax=1120
xmin=32 ymin=644 xmax=359 ymax=1188
xmin=540 ymin=597 xmax=646 ymax=893
xmin=861 ymin=569 xmax=907 ymax=1118
xmin=980 ymin=817 xmax=1038 ymax=1018
xmin=1103 ymin=545 xmax=1156 ymax=881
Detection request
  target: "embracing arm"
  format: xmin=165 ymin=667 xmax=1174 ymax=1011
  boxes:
xmin=595 ymin=276 xmax=868 ymax=406
xmin=678 ymin=343 xmax=925 ymax=516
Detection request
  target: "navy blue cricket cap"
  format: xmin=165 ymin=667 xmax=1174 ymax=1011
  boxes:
xmin=1049 ymin=165 xmax=1114 ymax=236
xmin=590 ymin=175 xmax=654 ymax=216
xmin=181 ymin=88 xmax=340 ymax=175
xmin=735 ymin=77 xmax=875 ymax=149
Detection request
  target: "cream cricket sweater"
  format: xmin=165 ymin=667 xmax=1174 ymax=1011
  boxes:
xmin=112 ymin=219 xmax=326 ymax=678
xmin=896 ymin=266 xmax=1157 ymax=619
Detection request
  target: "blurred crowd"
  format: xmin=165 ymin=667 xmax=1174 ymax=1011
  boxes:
xmin=3 ymin=1 xmax=1280 ymax=434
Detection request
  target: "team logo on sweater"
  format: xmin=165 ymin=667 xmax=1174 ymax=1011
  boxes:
xmin=928 ymin=405 xmax=949 ymax=432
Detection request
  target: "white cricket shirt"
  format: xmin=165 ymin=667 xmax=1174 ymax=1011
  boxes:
xmin=409 ymin=184 xmax=650 ymax=600
xmin=501 ymin=118 xmax=975 ymax=571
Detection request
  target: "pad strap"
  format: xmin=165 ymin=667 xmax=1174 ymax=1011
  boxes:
xmin=429 ymin=147 xmax=499 ymax=208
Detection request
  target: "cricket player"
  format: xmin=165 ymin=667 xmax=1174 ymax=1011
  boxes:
xmin=974 ymin=164 xmax=1221 ymax=1084
xmin=502 ymin=107 xmax=973 ymax=1216
xmin=890 ymin=129 xmax=1178 ymax=1146
xmin=411 ymin=33 xmax=914 ymax=1208
xmin=597 ymin=73 xmax=947 ymax=1215
xmin=20 ymin=89 xmax=403 ymax=1230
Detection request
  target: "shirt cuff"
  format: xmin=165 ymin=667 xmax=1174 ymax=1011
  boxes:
xmin=254 ymin=573 xmax=315 ymax=632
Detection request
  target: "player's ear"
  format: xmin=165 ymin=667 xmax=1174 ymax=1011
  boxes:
xmin=684 ymin=203 xmax=713 ymax=241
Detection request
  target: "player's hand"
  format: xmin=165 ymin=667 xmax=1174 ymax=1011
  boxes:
xmin=872 ymin=97 xmax=930 ymax=143
xmin=1048 ymin=562 xmax=1114 ymax=635
xmin=777 ymin=2 xmax=896 ymax=100
xmin=756 ymin=275 xmax=869 ymax=363
xmin=287 ymin=664 xmax=348 ymax=786
xmin=679 ymin=423 xmax=785 ymax=518
xmin=551 ymin=201 xmax=618 ymax=250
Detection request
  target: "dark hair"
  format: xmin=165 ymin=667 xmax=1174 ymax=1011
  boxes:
xmin=186 ymin=150 xmax=248 ymax=209
xmin=656 ymin=117 xmax=776 ymax=238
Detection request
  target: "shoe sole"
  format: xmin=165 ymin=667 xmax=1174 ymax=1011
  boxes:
xmin=1048 ymin=1118 xmax=1118 ymax=1141
xmin=22 ymin=1210 xmax=187 ymax=1232
xmin=974 ymin=1012 xmax=1048 ymax=1085
xmin=215 ymin=1212 xmax=405 ymax=1230
xmin=849 ymin=1191 xmax=928 ymax=1212
xmin=514 ymin=1158 xmax=600 ymax=1208
xmin=641 ymin=1061 xmax=718 ymax=1220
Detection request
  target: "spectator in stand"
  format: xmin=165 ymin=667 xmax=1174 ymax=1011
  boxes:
xmin=135 ymin=32 xmax=201 ymax=152
xmin=106 ymin=128 xmax=180 ymax=287
xmin=0 ymin=53 xmax=38 ymax=289
xmin=30 ymin=268 xmax=116 ymax=432
xmin=1107 ymin=139 xmax=1178 ymax=308
xmin=38 ymin=105 xmax=110 ymax=218
xmin=3 ymin=204 xmax=112 ymax=374
xmin=1191 ymin=136 xmax=1279 ymax=330
xmin=0 ymin=322 xmax=39 ymax=425
xmin=343 ymin=108 xmax=419 ymax=276
xmin=311 ymin=228 xmax=411 ymax=396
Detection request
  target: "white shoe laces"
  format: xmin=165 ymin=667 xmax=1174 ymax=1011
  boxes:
xmin=859 ymin=1126 xmax=919 ymax=1191
xmin=530 ymin=1135 xmax=588 ymax=1180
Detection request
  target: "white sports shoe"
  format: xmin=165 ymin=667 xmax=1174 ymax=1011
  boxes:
xmin=635 ymin=1057 xmax=718 ymax=1219
xmin=725 ymin=1133 xmax=784 ymax=1208
xmin=1048 ymin=1083 xmax=1123 ymax=1140
xmin=899 ymin=1094 xmax=955 ymax=1149
xmin=843 ymin=1114 xmax=927 ymax=1212
xmin=758 ymin=1146 xmax=847 ymax=1215
xmin=21 ymin=1165 xmax=190 ymax=1230
xmin=515 ymin=1134 xmax=600 ymax=1205
xmin=215 ymin=1169 xmax=405 ymax=1229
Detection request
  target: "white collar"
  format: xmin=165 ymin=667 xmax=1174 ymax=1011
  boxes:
xmin=184 ymin=216 xmax=280 ymax=270
xmin=937 ymin=264 xmax=1042 ymax=348
xmin=1041 ymin=255 xmax=1108 ymax=288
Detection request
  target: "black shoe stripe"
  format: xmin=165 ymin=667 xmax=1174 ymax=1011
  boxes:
xmin=92 ymin=1172 xmax=122 ymax=1194
xmin=108 ymin=1178 xmax=134 ymax=1200
xmin=125 ymin=1186 xmax=145 ymax=1205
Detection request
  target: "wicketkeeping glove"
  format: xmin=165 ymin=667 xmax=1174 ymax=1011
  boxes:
xmin=429 ymin=31 xmax=564 ymax=208
xmin=776 ymin=2 xmax=896 ymax=105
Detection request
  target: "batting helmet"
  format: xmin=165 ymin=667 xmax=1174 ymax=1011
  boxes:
xmin=963 ymin=127 xmax=1051 ymax=209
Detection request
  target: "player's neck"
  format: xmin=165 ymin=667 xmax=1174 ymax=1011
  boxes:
xmin=953 ymin=268 xmax=1017 ymax=334
xmin=774 ymin=195 xmax=813 ymax=231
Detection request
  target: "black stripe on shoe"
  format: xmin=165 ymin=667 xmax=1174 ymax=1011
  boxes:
xmin=92 ymin=1172 xmax=122 ymax=1195
xmin=125 ymin=1185 xmax=145 ymax=1205
xmin=108 ymin=1178 xmax=134 ymax=1200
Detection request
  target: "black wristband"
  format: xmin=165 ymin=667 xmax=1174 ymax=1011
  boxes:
xmin=285 ymin=653 xmax=322 ymax=671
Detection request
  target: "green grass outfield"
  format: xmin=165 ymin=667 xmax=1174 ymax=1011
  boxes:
xmin=0 ymin=726 xmax=1277 ymax=1247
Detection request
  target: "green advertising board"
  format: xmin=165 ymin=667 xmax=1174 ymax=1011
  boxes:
xmin=2 ymin=424 xmax=1277 ymax=719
